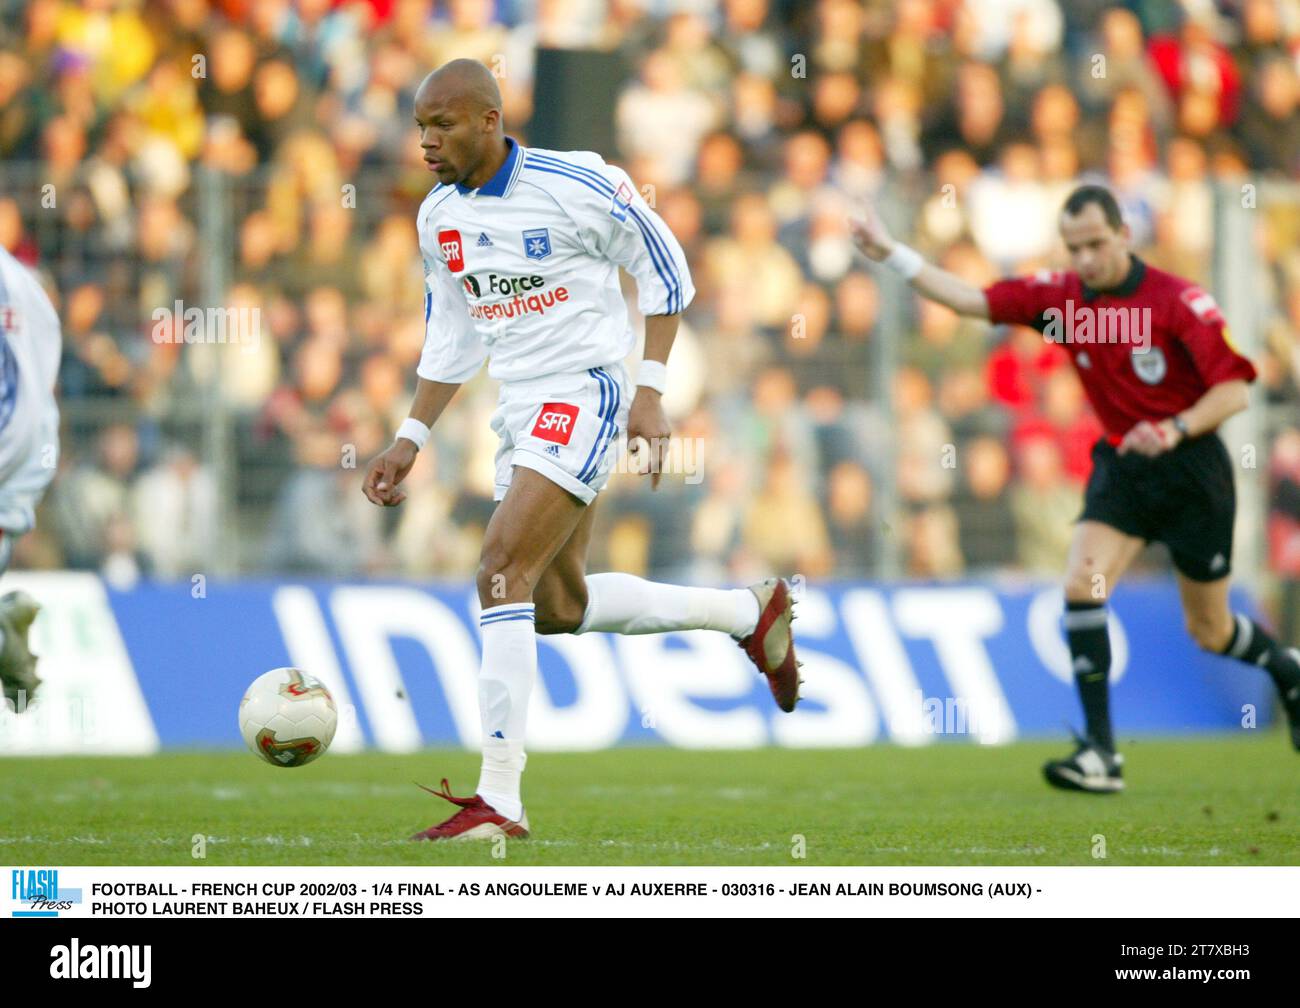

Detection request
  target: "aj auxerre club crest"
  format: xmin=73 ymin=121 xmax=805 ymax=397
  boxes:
xmin=522 ymin=228 xmax=552 ymax=261
xmin=1131 ymin=346 xmax=1167 ymax=385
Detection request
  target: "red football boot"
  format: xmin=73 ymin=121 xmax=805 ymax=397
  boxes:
xmin=409 ymin=779 xmax=530 ymax=841
xmin=737 ymin=577 xmax=803 ymax=712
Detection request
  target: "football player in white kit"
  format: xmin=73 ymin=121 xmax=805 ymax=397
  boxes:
xmin=0 ymin=247 xmax=61 ymax=712
xmin=362 ymin=60 xmax=801 ymax=841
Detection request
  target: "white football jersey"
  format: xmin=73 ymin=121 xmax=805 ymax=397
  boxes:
xmin=0 ymin=247 xmax=61 ymax=537
xmin=0 ymin=248 xmax=60 ymax=480
xmin=415 ymin=138 xmax=695 ymax=384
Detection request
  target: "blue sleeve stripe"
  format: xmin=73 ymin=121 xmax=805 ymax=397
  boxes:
xmin=524 ymin=155 xmax=682 ymax=309
xmin=626 ymin=206 xmax=681 ymax=313
xmin=524 ymin=154 xmax=681 ymax=314
xmin=424 ymin=290 xmax=432 ymax=323
xmin=523 ymin=154 xmax=681 ymax=314
xmin=522 ymin=158 xmax=677 ymax=312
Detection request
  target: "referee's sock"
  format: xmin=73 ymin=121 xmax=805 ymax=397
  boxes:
xmin=1221 ymin=614 xmax=1300 ymax=694
xmin=1065 ymin=601 xmax=1115 ymax=752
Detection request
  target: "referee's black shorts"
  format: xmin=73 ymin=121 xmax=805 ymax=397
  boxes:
xmin=1078 ymin=433 xmax=1236 ymax=582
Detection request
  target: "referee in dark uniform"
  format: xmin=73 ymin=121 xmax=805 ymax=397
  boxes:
xmin=852 ymin=184 xmax=1300 ymax=792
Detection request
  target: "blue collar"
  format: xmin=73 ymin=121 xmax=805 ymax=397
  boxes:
xmin=456 ymin=137 xmax=520 ymax=197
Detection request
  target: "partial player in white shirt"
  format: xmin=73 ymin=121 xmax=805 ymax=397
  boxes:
xmin=361 ymin=59 xmax=802 ymax=842
xmin=0 ymin=248 xmax=61 ymax=712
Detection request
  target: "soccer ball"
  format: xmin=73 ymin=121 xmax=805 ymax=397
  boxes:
xmin=239 ymin=668 xmax=338 ymax=767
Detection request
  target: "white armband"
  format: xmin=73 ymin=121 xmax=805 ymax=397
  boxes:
xmin=637 ymin=359 xmax=667 ymax=394
xmin=883 ymin=242 xmax=925 ymax=280
xmin=396 ymin=417 xmax=431 ymax=451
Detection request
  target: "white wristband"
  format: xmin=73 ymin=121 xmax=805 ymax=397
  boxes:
xmin=883 ymin=242 xmax=924 ymax=280
xmin=396 ymin=417 xmax=431 ymax=451
xmin=637 ymin=359 xmax=667 ymax=394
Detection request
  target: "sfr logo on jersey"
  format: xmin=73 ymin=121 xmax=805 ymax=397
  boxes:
xmin=532 ymin=403 xmax=579 ymax=445
xmin=438 ymin=229 xmax=465 ymax=273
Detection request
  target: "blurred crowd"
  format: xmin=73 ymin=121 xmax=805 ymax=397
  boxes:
xmin=2 ymin=0 xmax=1299 ymax=589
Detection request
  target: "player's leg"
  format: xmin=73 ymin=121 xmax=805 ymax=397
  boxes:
xmin=1176 ymin=571 xmax=1300 ymax=750
xmin=531 ymin=492 xmax=600 ymax=635
xmin=0 ymin=405 xmax=56 ymax=712
xmin=1044 ymin=520 xmax=1145 ymax=793
xmin=532 ymin=513 xmax=800 ymax=710
xmin=532 ymin=495 xmax=758 ymax=640
xmin=1061 ymin=520 xmax=1146 ymax=750
xmin=527 ymin=365 xmax=800 ymax=710
xmin=1161 ymin=429 xmax=1300 ymax=746
xmin=474 ymin=466 xmax=587 ymax=811
xmin=411 ymin=465 xmax=588 ymax=841
xmin=0 ymin=257 xmax=60 ymax=712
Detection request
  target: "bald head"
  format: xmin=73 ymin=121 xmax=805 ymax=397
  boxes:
xmin=416 ymin=59 xmax=502 ymax=117
xmin=414 ymin=59 xmax=508 ymax=189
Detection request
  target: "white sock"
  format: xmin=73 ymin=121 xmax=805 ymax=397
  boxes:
xmin=574 ymin=572 xmax=760 ymax=639
xmin=475 ymin=602 xmax=535 ymax=821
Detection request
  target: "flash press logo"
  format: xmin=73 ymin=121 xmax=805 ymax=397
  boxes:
xmin=11 ymin=868 xmax=82 ymax=917
xmin=50 ymin=939 xmax=152 ymax=988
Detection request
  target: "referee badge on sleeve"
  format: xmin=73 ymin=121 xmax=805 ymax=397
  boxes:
xmin=1131 ymin=346 xmax=1167 ymax=384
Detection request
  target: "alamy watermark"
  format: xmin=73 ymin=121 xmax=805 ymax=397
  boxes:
xmin=614 ymin=435 xmax=705 ymax=484
xmin=151 ymin=301 xmax=260 ymax=353
xmin=907 ymin=689 xmax=1002 ymax=743
xmin=1042 ymin=300 xmax=1151 ymax=352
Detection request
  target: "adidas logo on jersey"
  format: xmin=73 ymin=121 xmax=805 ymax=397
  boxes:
xmin=476 ymin=232 xmax=493 ymax=247
xmin=545 ymin=444 xmax=561 ymax=457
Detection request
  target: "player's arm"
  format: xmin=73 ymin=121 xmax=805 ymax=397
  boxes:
xmin=362 ymin=378 xmax=461 ymax=507
xmin=363 ymin=260 xmax=487 ymax=507
xmin=1118 ymin=379 xmax=1249 ymax=457
xmin=850 ymin=200 xmax=990 ymax=319
xmin=1175 ymin=379 xmax=1250 ymax=436
xmin=582 ymin=160 xmax=695 ymax=489
xmin=630 ymin=312 xmax=677 ymax=489
xmin=1118 ymin=283 xmax=1258 ymax=457
xmin=1120 ymin=289 xmax=1258 ymax=457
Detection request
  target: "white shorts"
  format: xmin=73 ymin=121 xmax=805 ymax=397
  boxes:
xmin=490 ymin=363 xmax=630 ymax=505
xmin=0 ymin=401 xmax=58 ymax=539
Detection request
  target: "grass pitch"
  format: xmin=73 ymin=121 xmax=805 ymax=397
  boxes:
xmin=1 ymin=734 xmax=1296 ymax=865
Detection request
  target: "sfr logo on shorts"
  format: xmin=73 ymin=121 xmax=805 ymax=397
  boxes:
xmin=532 ymin=403 xmax=578 ymax=445
xmin=438 ymin=229 xmax=464 ymax=273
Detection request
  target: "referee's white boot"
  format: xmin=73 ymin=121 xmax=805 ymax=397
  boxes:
xmin=1043 ymin=733 xmax=1125 ymax=793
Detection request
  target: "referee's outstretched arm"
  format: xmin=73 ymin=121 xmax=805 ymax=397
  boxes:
xmin=850 ymin=200 xmax=990 ymax=319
